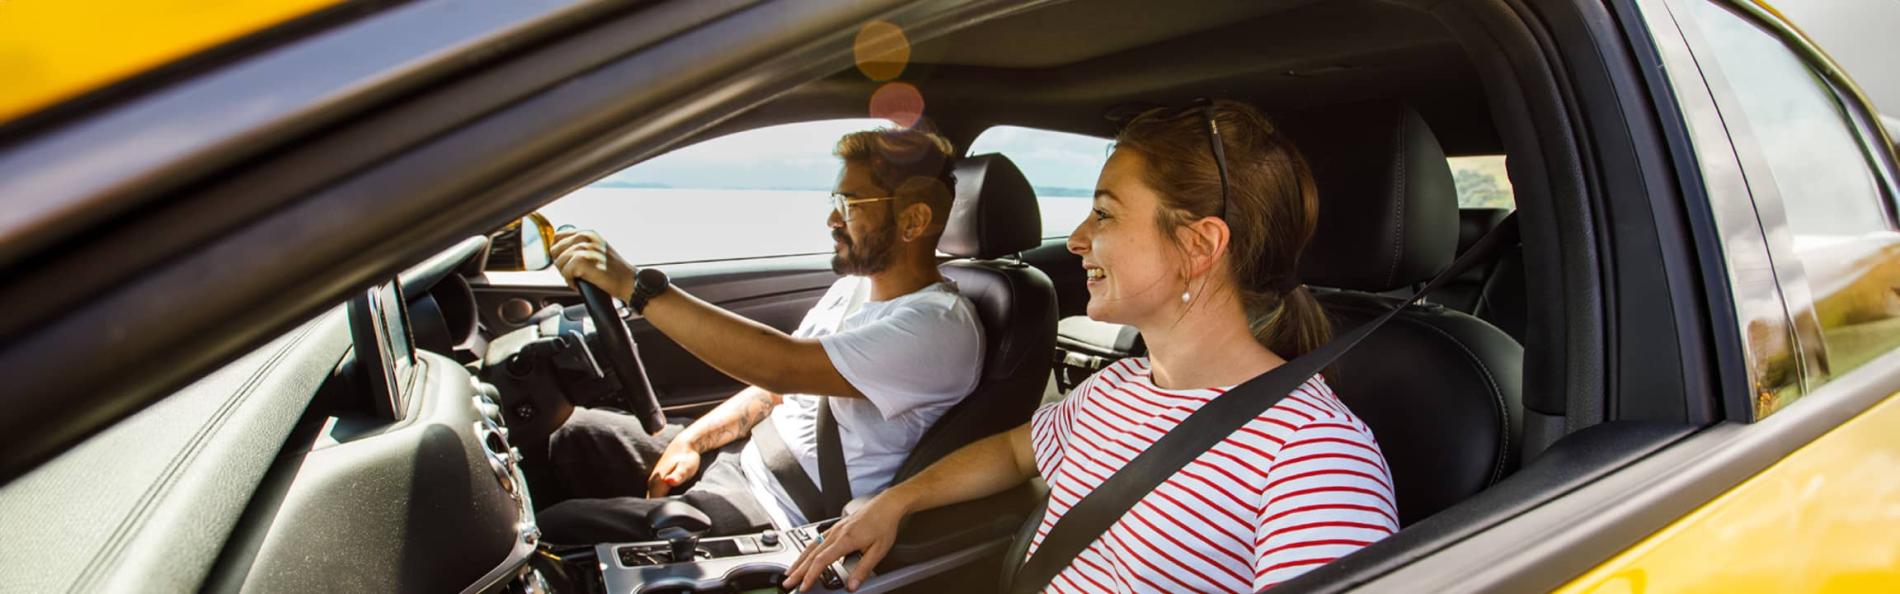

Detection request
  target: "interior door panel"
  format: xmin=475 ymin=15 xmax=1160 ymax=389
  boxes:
xmin=473 ymin=254 xmax=839 ymax=417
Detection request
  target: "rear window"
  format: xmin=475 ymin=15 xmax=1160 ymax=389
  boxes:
xmin=967 ymin=126 xmax=1115 ymax=238
xmin=1449 ymin=155 xmax=1514 ymax=210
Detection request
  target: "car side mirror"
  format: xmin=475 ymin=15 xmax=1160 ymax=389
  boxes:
xmin=486 ymin=213 xmax=554 ymax=271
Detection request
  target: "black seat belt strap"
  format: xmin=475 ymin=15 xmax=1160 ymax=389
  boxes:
xmin=1007 ymin=215 xmax=1519 ymax=594
xmin=815 ymin=396 xmax=852 ymax=518
xmin=755 ymin=415 xmax=831 ymax=524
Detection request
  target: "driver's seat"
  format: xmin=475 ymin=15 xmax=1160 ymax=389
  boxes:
xmin=900 ymin=154 xmax=1058 ymax=478
xmin=866 ymin=154 xmax=1058 ymax=570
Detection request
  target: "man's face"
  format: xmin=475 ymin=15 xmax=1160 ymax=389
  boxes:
xmin=829 ymin=161 xmax=900 ymax=276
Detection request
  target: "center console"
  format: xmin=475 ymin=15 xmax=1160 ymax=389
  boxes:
xmin=596 ymin=518 xmax=860 ymax=594
xmin=584 ymin=484 xmax=1046 ymax=593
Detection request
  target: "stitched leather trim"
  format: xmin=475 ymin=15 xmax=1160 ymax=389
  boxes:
xmin=1384 ymin=111 xmax=1409 ymax=289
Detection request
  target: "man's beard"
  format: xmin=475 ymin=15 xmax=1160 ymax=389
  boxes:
xmin=831 ymin=222 xmax=897 ymax=275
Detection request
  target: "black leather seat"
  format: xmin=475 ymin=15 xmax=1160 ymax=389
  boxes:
xmin=869 ymin=154 xmax=1058 ymax=569
xmin=1284 ymin=102 xmax=1525 ymax=527
xmin=898 ymin=153 xmax=1058 ymax=479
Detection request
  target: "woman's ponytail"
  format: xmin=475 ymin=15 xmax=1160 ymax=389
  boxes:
xmin=1252 ymin=285 xmax=1331 ymax=359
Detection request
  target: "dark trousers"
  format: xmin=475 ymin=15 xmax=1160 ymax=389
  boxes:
xmin=533 ymin=407 xmax=773 ymax=544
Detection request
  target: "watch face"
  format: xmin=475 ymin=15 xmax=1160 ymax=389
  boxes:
xmin=636 ymin=268 xmax=667 ymax=296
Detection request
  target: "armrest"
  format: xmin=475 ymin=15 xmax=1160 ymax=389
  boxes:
xmin=874 ymin=481 xmax=1047 ymax=571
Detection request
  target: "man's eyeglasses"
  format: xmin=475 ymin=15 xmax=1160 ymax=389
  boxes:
xmin=830 ymin=193 xmax=895 ymax=222
xmin=1113 ymin=99 xmax=1233 ymax=221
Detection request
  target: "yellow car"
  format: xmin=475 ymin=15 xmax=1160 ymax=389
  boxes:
xmin=1 ymin=0 xmax=1896 ymax=592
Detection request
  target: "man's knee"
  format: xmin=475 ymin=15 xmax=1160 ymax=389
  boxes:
xmin=538 ymin=497 xmax=661 ymax=544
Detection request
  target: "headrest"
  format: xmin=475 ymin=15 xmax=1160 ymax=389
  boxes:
xmin=1287 ymin=102 xmax=1459 ymax=292
xmin=942 ymin=154 xmax=1043 ymax=259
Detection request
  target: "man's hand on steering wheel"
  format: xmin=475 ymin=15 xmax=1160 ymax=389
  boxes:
xmin=552 ymin=229 xmax=637 ymax=301
xmin=550 ymin=227 xmax=669 ymax=435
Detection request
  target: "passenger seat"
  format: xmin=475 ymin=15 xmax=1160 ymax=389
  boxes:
xmin=1284 ymin=101 xmax=1525 ymax=526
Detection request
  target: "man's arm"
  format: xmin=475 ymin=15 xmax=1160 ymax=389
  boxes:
xmin=675 ymin=385 xmax=782 ymax=454
xmin=551 ymin=229 xmax=863 ymax=399
xmin=648 ymin=385 xmax=783 ymax=496
xmin=639 ymin=288 xmax=865 ymax=400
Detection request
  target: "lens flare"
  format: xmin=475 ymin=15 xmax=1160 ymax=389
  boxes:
xmin=869 ymin=82 xmax=924 ymax=128
xmin=853 ymin=21 xmax=910 ymax=82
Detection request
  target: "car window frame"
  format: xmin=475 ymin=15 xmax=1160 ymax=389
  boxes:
xmin=1667 ymin=0 xmax=1900 ymax=419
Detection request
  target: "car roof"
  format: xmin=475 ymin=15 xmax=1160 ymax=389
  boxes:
xmin=690 ymin=0 xmax=1499 ymax=156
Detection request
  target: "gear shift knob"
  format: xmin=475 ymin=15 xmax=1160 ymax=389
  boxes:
xmin=646 ymin=501 xmax=712 ymax=563
xmin=657 ymin=526 xmax=700 ymax=562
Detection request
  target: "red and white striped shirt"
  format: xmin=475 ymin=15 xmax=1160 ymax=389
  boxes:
xmin=1027 ymin=357 xmax=1397 ymax=593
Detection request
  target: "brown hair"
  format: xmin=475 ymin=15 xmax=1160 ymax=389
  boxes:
xmin=1114 ymin=100 xmax=1331 ymax=357
xmin=834 ymin=128 xmax=958 ymax=231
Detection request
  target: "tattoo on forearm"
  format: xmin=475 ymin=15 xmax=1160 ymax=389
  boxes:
xmin=690 ymin=391 xmax=778 ymax=452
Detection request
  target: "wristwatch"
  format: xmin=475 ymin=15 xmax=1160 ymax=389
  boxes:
xmin=628 ymin=267 xmax=670 ymax=315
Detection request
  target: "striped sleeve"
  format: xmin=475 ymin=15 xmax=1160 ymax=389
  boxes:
xmin=1030 ymin=364 xmax=1107 ymax=479
xmin=1252 ymin=418 xmax=1400 ymax=590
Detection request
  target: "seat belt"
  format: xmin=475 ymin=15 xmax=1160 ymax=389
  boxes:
xmin=755 ymin=416 xmax=831 ymax=524
xmin=1007 ymin=215 xmax=1519 ymax=594
xmin=753 ymin=279 xmax=867 ymax=523
xmin=814 ymin=396 xmax=851 ymax=518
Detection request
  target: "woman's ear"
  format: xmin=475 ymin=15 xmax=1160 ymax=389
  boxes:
xmin=1176 ymin=217 xmax=1230 ymax=278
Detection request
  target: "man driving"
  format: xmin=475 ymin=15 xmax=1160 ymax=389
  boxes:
xmin=536 ymin=127 xmax=985 ymax=543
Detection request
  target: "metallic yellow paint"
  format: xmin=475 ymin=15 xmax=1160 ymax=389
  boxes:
xmin=1559 ymin=392 xmax=1900 ymax=593
xmin=0 ymin=0 xmax=339 ymax=124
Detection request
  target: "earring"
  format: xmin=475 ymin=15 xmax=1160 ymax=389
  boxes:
xmin=1181 ymin=290 xmax=1191 ymax=303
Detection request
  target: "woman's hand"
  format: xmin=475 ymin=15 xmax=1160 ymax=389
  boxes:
xmin=551 ymin=228 xmax=638 ymax=300
xmin=646 ymin=441 xmax=701 ymax=498
xmin=782 ymin=489 xmax=914 ymax=592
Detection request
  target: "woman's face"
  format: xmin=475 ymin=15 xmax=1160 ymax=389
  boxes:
xmin=1068 ymin=148 xmax=1184 ymax=327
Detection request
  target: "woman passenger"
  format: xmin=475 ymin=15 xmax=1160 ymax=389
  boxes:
xmin=784 ymin=100 xmax=1397 ymax=592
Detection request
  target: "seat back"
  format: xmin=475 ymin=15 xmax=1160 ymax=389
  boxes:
xmin=1285 ymin=101 xmax=1524 ymax=526
xmin=1439 ymin=208 xmax=1513 ymax=313
xmin=895 ymin=154 xmax=1057 ymax=480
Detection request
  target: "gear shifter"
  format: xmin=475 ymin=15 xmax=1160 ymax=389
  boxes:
xmin=646 ymin=501 xmax=712 ymax=563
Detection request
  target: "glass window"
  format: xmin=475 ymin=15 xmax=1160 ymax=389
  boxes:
xmin=1449 ymin=155 xmax=1514 ymax=210
xmin=967 ymin=126 xmax=1115 ymax=238
xmin=539 ymin=119 xmax=893 ymax=265
xmin=1686 ymin=0 xmax=1900 ymax=405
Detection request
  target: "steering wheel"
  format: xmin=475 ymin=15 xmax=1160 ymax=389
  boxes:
xmin=577 ymin=280 xmax=668 ymax=435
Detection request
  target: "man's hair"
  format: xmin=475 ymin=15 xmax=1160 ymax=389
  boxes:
xmin=834 ymin=128 xmax=958 ymax=232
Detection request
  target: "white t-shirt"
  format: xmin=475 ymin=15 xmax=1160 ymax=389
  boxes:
xmin=738 ymin=276 xmax=985 ymax=526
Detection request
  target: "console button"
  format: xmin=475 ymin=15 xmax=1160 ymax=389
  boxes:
xmin=760 ymin=530 xmax=779 ymax=547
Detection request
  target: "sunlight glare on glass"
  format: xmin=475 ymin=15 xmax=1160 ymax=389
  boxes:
xmin=869 ymin=82 xmax=925 ymax=128
xmin=853 ymin=20 xmax=910 ymax=82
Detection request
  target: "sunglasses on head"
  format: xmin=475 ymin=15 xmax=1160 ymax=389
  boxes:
xmin=1110 ymin=98 xmax=1233 ymax=221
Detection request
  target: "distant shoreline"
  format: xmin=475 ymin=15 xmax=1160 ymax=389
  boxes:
xmin=586 ymin=181 xmax=1093 ymax=197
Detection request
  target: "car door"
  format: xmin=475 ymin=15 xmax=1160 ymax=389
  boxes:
xmin=1557 ymin=0 xmax=1900 ymax=589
